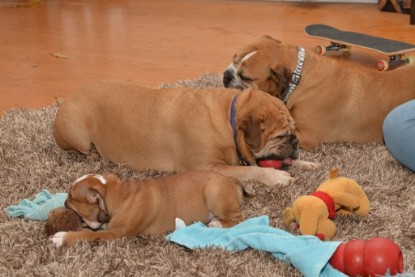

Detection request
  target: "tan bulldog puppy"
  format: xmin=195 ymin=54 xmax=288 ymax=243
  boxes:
xmin=54 ymin=81 xmax=319 ymax=187
xmin=51 ymin=171 xmax=245 ymax=246
xmin=223 ymin=35 xmax=415 ymax=148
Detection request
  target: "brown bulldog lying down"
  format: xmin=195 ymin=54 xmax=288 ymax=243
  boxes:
xmin=53 ymin=81 xmax=319 ymax=187
xmin=52 ymin=171 xmax=246 ymax=246
xmin=223 ymin=35 xmax=415 ymax=148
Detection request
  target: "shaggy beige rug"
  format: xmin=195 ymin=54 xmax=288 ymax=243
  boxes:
xmin=1 ymin=73 xmax=414 ymax=276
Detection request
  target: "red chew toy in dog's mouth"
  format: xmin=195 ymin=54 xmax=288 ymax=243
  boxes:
xmin=257 ymin=157 xmax=293 ymax=169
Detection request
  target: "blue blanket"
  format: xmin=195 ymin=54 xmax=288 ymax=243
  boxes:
xmin=6 ymin=190 xmax=68 ymax=221
xmin=167 ymin=216 xmax=346 ymax=277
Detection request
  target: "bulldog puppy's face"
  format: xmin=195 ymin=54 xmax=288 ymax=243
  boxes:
xmin=223 ymin=36 xmax=290 ymax=99
xmin=65 ymin=174 xmax=110 ymax=230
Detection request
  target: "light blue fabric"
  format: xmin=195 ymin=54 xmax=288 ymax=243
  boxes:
xmin=167 ymin=216 xmax=346 ymax=277
xmin=6 ymin=190 xmax=68 ymax=221
xmin=383 ymin=99 xmax=415 ymax=172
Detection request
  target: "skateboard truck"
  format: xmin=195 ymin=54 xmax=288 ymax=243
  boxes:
xmin=378 ymin=55 xmax=415 ymax=71
xmin=316 ymin=42 xmax=350 ymax=55
xmin=318 ymin=43 xmax=414 ymax=71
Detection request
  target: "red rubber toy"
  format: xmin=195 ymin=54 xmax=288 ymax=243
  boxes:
xmin=257 ymin=160 xmax=283 ymax=169
xmin=329 ymin=237 xmax=403 ymax=277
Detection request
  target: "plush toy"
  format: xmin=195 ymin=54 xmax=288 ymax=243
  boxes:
xmin=283 ymin=168 xmax=370 ymax=240
xmin=44 ymin=207 xmax=83 ymax=236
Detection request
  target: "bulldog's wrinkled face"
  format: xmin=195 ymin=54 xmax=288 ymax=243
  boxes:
xmin=223 ymin=36 xmax=290 ymax=99
xmin=65 ymin=174 xmax=110 ymax=230
xmin=252 ymin=114 xmax=298 ymax=164
xmin=237 ymin=89 xmax=298 ymax=164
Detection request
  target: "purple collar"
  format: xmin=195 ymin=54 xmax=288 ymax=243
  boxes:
xmin=230 ymin=94 xmax=250 ymax=166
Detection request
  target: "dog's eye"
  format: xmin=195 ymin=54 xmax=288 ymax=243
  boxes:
xmin=274 ymin=134 xmax=287 ymax=140
xmin=239 ymin=74 xmax=252 ymax=82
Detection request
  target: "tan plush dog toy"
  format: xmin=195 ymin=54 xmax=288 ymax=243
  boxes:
xmin=283 ymin=168 xmax=370 ymax=240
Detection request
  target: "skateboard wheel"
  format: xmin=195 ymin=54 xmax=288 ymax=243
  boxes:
xmin=316 ymin=45 xmax=326 ymax=55
xmin=406 ymin=55 xmax=415 ymax=65
xmin=377 ymin=60 xmax=389 ymax=71
xmin=343 ymin=45 xmax=351 ymax=53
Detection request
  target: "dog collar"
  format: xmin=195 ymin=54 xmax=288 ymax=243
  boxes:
xmin=230 ymin=94 xmax=250 ymax=166
xmin=281 ymin=46 xmax=306 ymax=103
xmin=311 ymin=191 xmax=336 ymax=219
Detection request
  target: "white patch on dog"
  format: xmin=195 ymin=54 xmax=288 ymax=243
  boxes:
xmin=51 ymin=231 xmax=67 ymax=247
xmin=175 ymin=218 xmax=186 ymax=230
xmin=207 ymin=217 xmax=223 ymax=228
xmin=92 ymin=174 xmax=107 ymax=184
xmin=241 ymin=50 xmax=257 ymax=63
xmin=74 ymin=174 xmax=107 ymax=185
xmin=74 ymin=174 xmax=89 ymax=184
xmin=82 ymin=218 xmax=102 ymax=230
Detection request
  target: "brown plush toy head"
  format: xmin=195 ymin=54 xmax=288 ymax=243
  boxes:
xmin=282 ymin=168 xmax=370 ymax=240
xmin=44 ymin=207 xmax=83 ymax=237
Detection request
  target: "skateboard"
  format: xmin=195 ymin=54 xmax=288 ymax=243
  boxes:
xmin=305 ymin=24 xmax=415 ymax=71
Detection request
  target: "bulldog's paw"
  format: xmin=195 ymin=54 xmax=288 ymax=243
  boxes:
xmin=208 ymin=218 xmax=223 ymax=228
xmin=292 ymin=160 xmax=321 ymax=170
xmin=51 ymin=231 xmax=67 ymax=247
xmin=261 ymin=168 xmax=295 ymax=186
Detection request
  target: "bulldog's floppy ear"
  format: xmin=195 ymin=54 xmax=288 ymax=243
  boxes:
xmin=87 ymin=185 xmax=108 ymax=214
xmin=270 ymin=64 xmax=290 ymax=98
xmin=240 ymin=116 xmax=262 ymax=151
xmin=261 ymin=35 xmax=281 ymax=44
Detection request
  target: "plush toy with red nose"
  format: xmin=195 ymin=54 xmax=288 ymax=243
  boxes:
xmin=282 ymin=168 xmax=370 ymax=240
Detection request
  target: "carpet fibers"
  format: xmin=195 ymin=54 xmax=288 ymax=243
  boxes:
xmin=1 ymin=73 xmax=414 ymax=276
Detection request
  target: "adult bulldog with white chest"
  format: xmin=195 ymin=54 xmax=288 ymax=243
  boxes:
xmin=223 ymin=35 xmax=415 ymax=148
xmin=54 ymin=81 xmax=318 ymax=187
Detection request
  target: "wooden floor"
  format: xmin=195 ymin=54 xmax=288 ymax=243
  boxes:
xmin=0 ymin=0 xmax=414 ymax=117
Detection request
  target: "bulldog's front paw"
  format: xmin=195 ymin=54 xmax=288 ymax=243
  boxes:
xmin=261 ymin=168 xmax=295 ymax=186
xmin=292 ymin=160 xmax=321 ymax=170
xmin=208 ymin=218 xmax=223 ymax=228
xmin=51 ymin=231 xmax=67 ymax=247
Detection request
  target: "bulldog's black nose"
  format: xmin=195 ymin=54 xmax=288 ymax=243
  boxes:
xmin=223 ymin=69 xmax=234 ymax=87
xmin=290 ymin=135 xmax=298 ymax=148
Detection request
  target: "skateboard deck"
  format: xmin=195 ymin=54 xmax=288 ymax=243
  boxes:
xmin=304 ymin=24 xmax=415 ymax=70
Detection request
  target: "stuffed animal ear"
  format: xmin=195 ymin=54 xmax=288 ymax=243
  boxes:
xmin=329 ymin=167 xmax=340 ymax=179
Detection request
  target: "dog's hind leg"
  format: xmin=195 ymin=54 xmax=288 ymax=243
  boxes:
xmin=53 ymin=105 xmax=93 ymax=154
xmin=205 ymin=182 xmax=244 ymax=228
